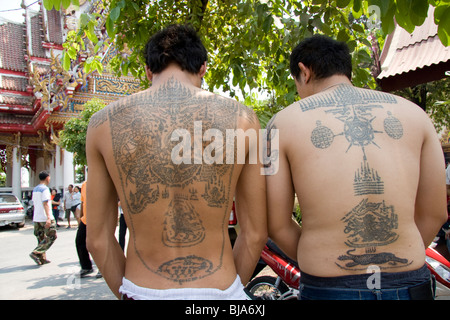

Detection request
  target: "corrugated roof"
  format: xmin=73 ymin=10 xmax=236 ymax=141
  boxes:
xmin=0 ymin=76 xmax=28 ymax=92
xmin=378 ymin=6 xmax=450 ymax=80
xmin=0 ymin=22 xmax=27 ymax=72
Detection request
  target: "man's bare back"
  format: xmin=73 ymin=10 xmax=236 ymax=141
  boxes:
xmin=86 ymin=76 xmax=266 ymax=296
xmin=86 ymin=24 xmax=266 ymax=299
xmin=268 ymin=83 xmax=447 ymax=277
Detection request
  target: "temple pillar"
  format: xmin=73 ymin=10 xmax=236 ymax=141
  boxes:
xmin=6 ymin=162 xmax=12 ymax=187
xmin=63 ymin=150 xmax=74 ymax=188
xmin=12 ymin=147 xmax=21 ymax=200
xmin=54 ymin=145 xmax=64 ymax=190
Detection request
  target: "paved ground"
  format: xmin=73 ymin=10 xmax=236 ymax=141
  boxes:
xmin=0 ymin=218 xmax=116 ymax=300
xmin=1 ymin=217 xmax=449 ymax=300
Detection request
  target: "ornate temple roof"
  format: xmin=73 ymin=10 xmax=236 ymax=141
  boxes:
xmin=0 ymin=1 xmax=140 ymax=172
xmin=0 ymin=2 xmax=140 ymax=135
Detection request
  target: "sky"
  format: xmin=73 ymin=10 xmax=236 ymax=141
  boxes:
xmin=0 ymin=0 xmax=40 ymax=24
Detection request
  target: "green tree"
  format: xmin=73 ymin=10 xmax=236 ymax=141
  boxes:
xmin=46 ymin=0 xmax=450 ymax=131
xmin=45 ymin=0 xmax=450 ymax=106
xmin=394 ymin=77 xmax=450 ymax=132
xmin=58 ymin=98 xmax=106 ymax=166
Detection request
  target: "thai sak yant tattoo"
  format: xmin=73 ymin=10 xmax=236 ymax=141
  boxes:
xmin=92 ymin=78 xmax=255 ymax=284
xmin=303 ymin=84 xmax=411 ymax=270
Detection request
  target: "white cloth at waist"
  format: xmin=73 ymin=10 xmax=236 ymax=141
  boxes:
xmin=119 ymin=275 xmax=249 ymax=300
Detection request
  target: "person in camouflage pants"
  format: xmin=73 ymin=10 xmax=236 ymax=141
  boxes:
xmin=31 ymin=221 xmax=57 ymax=264
xmin=29 ymin=171 xmax=58 ymax=266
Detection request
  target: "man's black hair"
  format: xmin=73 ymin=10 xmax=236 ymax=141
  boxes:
xmin=144 ymin=24 xmax=207 ymax=74
xmin=39 ymin=171 xmax=50 ymax=181
xmin=290 ymin=35 xmax=352 ymax=81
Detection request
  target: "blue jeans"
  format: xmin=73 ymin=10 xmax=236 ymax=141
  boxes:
xmin=298 ymin=265 xmax=434 ymax=300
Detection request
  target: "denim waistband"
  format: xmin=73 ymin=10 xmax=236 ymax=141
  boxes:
xmin=300 ymin=264 xmax=430 ymax=289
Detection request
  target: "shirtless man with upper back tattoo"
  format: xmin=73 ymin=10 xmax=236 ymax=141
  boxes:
xmin=266 ymin=35 xmax=447 ymax=300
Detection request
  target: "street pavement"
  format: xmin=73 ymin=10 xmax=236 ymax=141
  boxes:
xmin=1 ymin=217 xmax=449 ymax=300
xmin=0 ymin=218 xmax=116 ymax=300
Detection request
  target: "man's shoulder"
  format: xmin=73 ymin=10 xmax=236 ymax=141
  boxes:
xmin=268 ymin=101 xmax=300 ymax=126
xmin=88 ymin=91 xmax=145 ymax=129
xmin=33 ymin=184 xmax=48 ymax=193
xmin=209 ymin=92 xmax=259 ymax=125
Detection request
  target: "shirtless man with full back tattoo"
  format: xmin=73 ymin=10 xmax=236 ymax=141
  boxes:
xmin=86 ymin=24 xmax=267 ymax=300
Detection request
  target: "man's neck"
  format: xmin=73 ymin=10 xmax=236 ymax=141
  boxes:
xmin=151 ymin=64 xmax=201 ymax=88
xmin=309 ymin=75 xmax=352 ymax=96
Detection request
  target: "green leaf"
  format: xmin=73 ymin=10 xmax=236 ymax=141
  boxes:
xmin=86 ymin=21 xmax=98 ymax=44
xmin=353 ymin=0 xmax=362 ymax=13
xmin=80 ymin=13 xmax=90 ymax=28
xmin=409 ymin=0 xmax=429 ymax=26
xmin=263 ymin=15 xmax=274 ymax=33
xmin=93 ymin=40 xmax=103 ymax=54
xmin=63 ymin=52 xmax=71 ymax=70
xmin=105 ymin=16 xmax=116 ymax=38
xmin=381 ymin=5 xmax=396 ymax=34
xmin=437 ymin=7 xmax=450 ymax=46
xmin=67 ymin=46 xmax=77 ymax=59
xmin=336 ymin=0 xmax=351 ymax=9
xmin=434 ymin=4 xmax=450 ymax=24
xmin=373 ymin=0 xmax=391 ymax=16
xmin=299 ymin=13 xmax=310 ymax=27
xmin=42 ymin=0 xmax=52 ymax=10
xmin=337 ymin=29 xmax=350 ymax=42
xmin=395 ymin=3 xmax=415 ymax=33
xmin=110 ymin=6 xmax=121 ymax=22
xmin=62 ymin=0 xmax=71 ymax=9
xmin=53 ymin=0 xmax=61 ymax=11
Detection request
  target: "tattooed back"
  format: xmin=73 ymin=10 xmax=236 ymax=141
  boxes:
xmin=87 ymin=78 xmax=259 ymax=289
xmin=270 ymin=84 xmax=446 ymax=277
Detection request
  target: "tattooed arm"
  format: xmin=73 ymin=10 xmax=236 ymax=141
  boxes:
xmin=414 ymin=114 xmax=447 ymax=248
xmin=233 ymin=117 xmax=268 ymax=285
xmin=86 ymin=109 xmax=125 ymax=299
xmin=266 ymin=115 xmax=301 ymax=261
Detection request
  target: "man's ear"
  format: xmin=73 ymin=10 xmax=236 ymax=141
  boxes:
xmin=298 ymin=62 xmax=311 ymax=84
xmin=145 ymin=65 xmax=153 ymax=82
xmin=198 ymin=62 xmax=207 ymax=78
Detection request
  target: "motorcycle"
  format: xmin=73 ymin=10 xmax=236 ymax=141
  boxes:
xmin=246 ymin=239 xmax=300 ymax=300
xmin=247 ymin=238 xmax=450 ymax=300
xmin=23 ymin=198 xmax=33 ymax=218
xmin=426 ymin=228 xmax=450 ymax=297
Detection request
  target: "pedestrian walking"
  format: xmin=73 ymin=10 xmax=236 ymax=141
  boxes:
xmin=51 ymin=188 xmax=61 ymax=228
xmin=75 ymin=181 xmax=94 ymax=277
xmin=63 ymin=184 xmax=75 ymax=228
xmin=29 ymin=171 xmax=57 ymax=265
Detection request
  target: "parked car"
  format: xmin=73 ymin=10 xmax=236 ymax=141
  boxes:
xmin=0 ymin=193 xmax=26 ymax=228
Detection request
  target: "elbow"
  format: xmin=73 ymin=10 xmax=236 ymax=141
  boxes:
xmin=257 ymin=228 xmax=268 ymax=249
xmin=268 ymin=223 xmax=283 ymax=246
xmin=86 ymin=233 xmax=102 ymax=256
xmin=440 ymin=208 xmax=448 ymax=225
xmin=255 ymin=225 xmax=268 ymax=251
xmin=86 ymin=235 xmax=94 ymax=254
xmin=433 ymin=207 xmax=449 ymax=230
xmin=239 ymin=226 xmax=268 ymax=251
